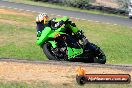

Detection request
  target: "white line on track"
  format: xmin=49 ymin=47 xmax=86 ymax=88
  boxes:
xmin=31 ymin=11 xmax=36 ymax=13
xmin=19 ymin=9 xmax=24 ymax=11
xmin=7 ymin=7 xmax=12 ymax=9
xmin=0 ymin=6 xmax=127 ymax=27
xmin=95 ymin=21 xmax=100 ymax=23
xmin=51 ymin=14 xmax=55 ymax=16
xmin=38 ymin=12 xmax=43 ymax=13
xmin=113 ymin=24 xmax=118 ymax=25
xmin=106 ymin=22 xmax=111 ymax=24
xmin=0 ymin=6 xmax=5 ymax=8
xmin=81 ymin=19 xmax=86 ymax=21
xmin=13 ymin=8 xmax=18 ymax=10
xmin=25 ymin=10 xmax=31 ymax=12
xmin=87 ymin=20 xmax=93 ymax=22
xmin=75 ymin=18 xmax=80 ymax=20
xmin=57 ymin=15 xmax=61 ymax=17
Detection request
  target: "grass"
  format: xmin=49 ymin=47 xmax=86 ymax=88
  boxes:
xmin=0 ymin=23 xmax=45 ymax=61
xmin=0 ymin=8 xmax=132 ymax=64
xmin=0 ymin=9 xmax=46 ymax=61
xmin=0 ymin=14 xmax=33 ymax=22
xmin=0 ymin=82 xmax=33 ymax=88
xmin=0 ymin=81 xmax=131 ymax=88
xmin=5 ymin=0 xmax=128 ymax=18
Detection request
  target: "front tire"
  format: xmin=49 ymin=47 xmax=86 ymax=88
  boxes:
xmin=43 ymin=43 xmax=57 ymax=60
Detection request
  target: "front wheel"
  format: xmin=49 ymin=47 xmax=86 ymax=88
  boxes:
xmin=43 ymin=43 xmax=67 ymax=61
xmin=43 ymin=43 xmax=57 ymax=60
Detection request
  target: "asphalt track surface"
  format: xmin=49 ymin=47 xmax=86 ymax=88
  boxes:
xmin=0 ymin=0 xmax=132 ymax=27
xmin=0 ymin=58 xmax=132 ymax=71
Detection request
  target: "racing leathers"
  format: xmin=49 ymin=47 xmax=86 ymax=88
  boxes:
xmin=36 ymin=16 xmax=97 ymax=52
xmin=36 ymin=16 xmax=81 ymax=40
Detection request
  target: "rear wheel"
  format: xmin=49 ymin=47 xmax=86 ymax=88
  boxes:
xmin=84 ymin=43 xmax=106 ymax=64
xmin=90 ymin=43 xmax=106 ymax=64
xmin=94 ymin=49 xmax=106 ymax=64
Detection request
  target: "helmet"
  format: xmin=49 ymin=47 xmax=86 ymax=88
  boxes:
xmin=36 ymin=13 xmax=49 ymax=24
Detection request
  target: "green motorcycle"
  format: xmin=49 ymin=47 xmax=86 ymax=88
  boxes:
xmin=36 ymin=25 xmax=106 ymax=64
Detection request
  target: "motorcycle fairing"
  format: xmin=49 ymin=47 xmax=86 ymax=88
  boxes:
xmin=37 ymin=27 xmax=83 ymax=60
xmin=67 ymin=47 xmax=83 ymax=60
xmin=37 ymin=27 xmax=65 ymax=46
xmin=37 ymin=27 xmax=51 ymax=46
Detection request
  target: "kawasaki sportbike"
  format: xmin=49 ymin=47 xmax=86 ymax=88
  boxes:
xmin=36 ymin=24 xmax=106 ymax=64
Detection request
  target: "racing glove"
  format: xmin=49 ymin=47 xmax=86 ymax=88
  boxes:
xmin=37 ymin=31 xmax=42 ymax=37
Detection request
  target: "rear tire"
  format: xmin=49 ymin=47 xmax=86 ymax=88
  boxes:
xmin=90 ymin=43 xmax=106 ymax=64
xmin=94 ymin=49 xmax=106 ymax=64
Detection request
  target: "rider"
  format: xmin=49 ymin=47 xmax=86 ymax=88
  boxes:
xmin=36 ymin=13 xmax=84 ymax=41
xmin=35 ymin=13 xmax=98 ymax=52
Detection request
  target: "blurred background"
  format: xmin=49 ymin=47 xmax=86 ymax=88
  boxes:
xmin=32 ymin=0 xmax=130 ymax=16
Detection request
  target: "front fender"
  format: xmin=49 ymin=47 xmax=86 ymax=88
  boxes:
xmin=48 ymin=41 xmax=57 ymax=48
